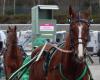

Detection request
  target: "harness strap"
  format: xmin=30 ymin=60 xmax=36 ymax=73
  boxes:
xmin=43 ymin=42 xmax=65 ymax=75
xmin=59 ymin=64 xmax=68 ymax=80
xmin=59 ymin=64 xmax=90 ymax=80
xmin=76 ymin=65 xmax=88 ymax=80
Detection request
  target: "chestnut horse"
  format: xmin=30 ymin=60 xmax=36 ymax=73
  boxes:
xmin=29 ymin=6 xmax=93 ymax=80
xmin=29 ymin=43 xmax=57 ymax=80
xmin=3 ymin=26 xmax=23 ymax=80
xmin=47 ymin=6 xmax=93 ymax=80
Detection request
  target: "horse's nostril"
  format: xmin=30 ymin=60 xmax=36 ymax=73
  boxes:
xmin=75 ymin=54 xmax=77 ymax=57
xmin=84 ymin=54 xmax=86 ymax=57
xmin=79 ymin=56 xmax=84 ymax=61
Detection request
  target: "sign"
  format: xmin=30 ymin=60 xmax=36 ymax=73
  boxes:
xmin=40 ymin=24 xmax=54 ymax=31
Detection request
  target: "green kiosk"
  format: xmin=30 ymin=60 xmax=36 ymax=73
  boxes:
xmin=31 ymin=5 xmax=59 ymax=48
xmin=21 ymin=5 xmax=59 ymax=80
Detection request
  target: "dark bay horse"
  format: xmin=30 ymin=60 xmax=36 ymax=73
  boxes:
xmin=29 ymin=6 xmax=93 ymax=80
xmin=3 ymin=26 xmax=23 ymax=80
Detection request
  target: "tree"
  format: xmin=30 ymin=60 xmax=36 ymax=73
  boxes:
xmin=3 ymin=0 xmax=6 ymax=16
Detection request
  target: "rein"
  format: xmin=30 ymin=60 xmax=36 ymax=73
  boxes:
xmin=8 ymin=42 xmax=73 ymax=80
xmin=8 ymin=54 xmax=38 ymax=80
xmin=8 ymin=42 xmax=48 ymax=80
xmin=35 ymin=41 xmax=48 ymax=61
xmin=48 ymin=43 xmax=73 ymax=53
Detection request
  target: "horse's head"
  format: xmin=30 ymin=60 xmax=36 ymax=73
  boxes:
xmin=68 ymin=6 xmax=92 ymax=62
xmin=7 ymin=26 xmax=17 ymax=45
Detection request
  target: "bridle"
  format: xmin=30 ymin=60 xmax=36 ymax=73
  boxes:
xmin=69 ymin=18 xmax=91 ymax=52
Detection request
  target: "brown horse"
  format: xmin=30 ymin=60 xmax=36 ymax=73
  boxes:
xmin=29 ymin=43 xmax=56 ymax=80
xmin=47 ymin=7 xmax=93 ymax=80
xmin=29 ymin=6 xmax=93 ymax=80
xmin=3 ymin=26 xmax=23 ymax=80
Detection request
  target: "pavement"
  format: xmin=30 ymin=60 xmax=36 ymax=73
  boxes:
xmin=89 ymin=65 xmax=100 ymax=80
xmin=89 ymin=56 xmax=100 ymax=80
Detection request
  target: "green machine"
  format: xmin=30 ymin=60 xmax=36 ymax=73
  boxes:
xmin=31 ymin=5 xmax=59 ymax=47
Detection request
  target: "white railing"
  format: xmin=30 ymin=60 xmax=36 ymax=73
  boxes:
xmin=0 ymin=24 xmax=100 ymax=31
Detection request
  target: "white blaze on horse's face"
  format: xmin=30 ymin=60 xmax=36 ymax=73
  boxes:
xmin=78 ymin=24 xmax=83 ymax=59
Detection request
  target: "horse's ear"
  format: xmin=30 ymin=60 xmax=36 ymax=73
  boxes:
xmin=83 ymin=7 xmax=94 ymax=23
xmin=69 ymin=5 xmax=76 ymax=18
xmin=83 ymin=7 xmax=91 ymax=19
xmin=7 ymin=26 xmax=11 ymax=33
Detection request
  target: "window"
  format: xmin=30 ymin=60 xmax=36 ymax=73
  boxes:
xmin=98 ymin=32 xmax=100 ymax=43
xmin=0 ymin=41 xmax=3 ymax=51
xmin=88 ymin=33 xmax=91 ymax=42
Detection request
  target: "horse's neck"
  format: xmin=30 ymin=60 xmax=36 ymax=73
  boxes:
xmin=65 ymin=33 xmax=71 ymax=50
xmin=7 ymin=42 xmax=18 ymax=57
xmin=62 ymin=34 xmax=73 ymax=68
xmin=62 ymin=33 xmax=85 ymax=74
xmin=8 ymin=41 xmax=17 ymax=48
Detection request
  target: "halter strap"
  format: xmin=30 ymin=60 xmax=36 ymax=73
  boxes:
xmin=69 ymin=18 xmax=90 ymax=51
xmin=69 ymin=18 xmax=91 ymax=26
